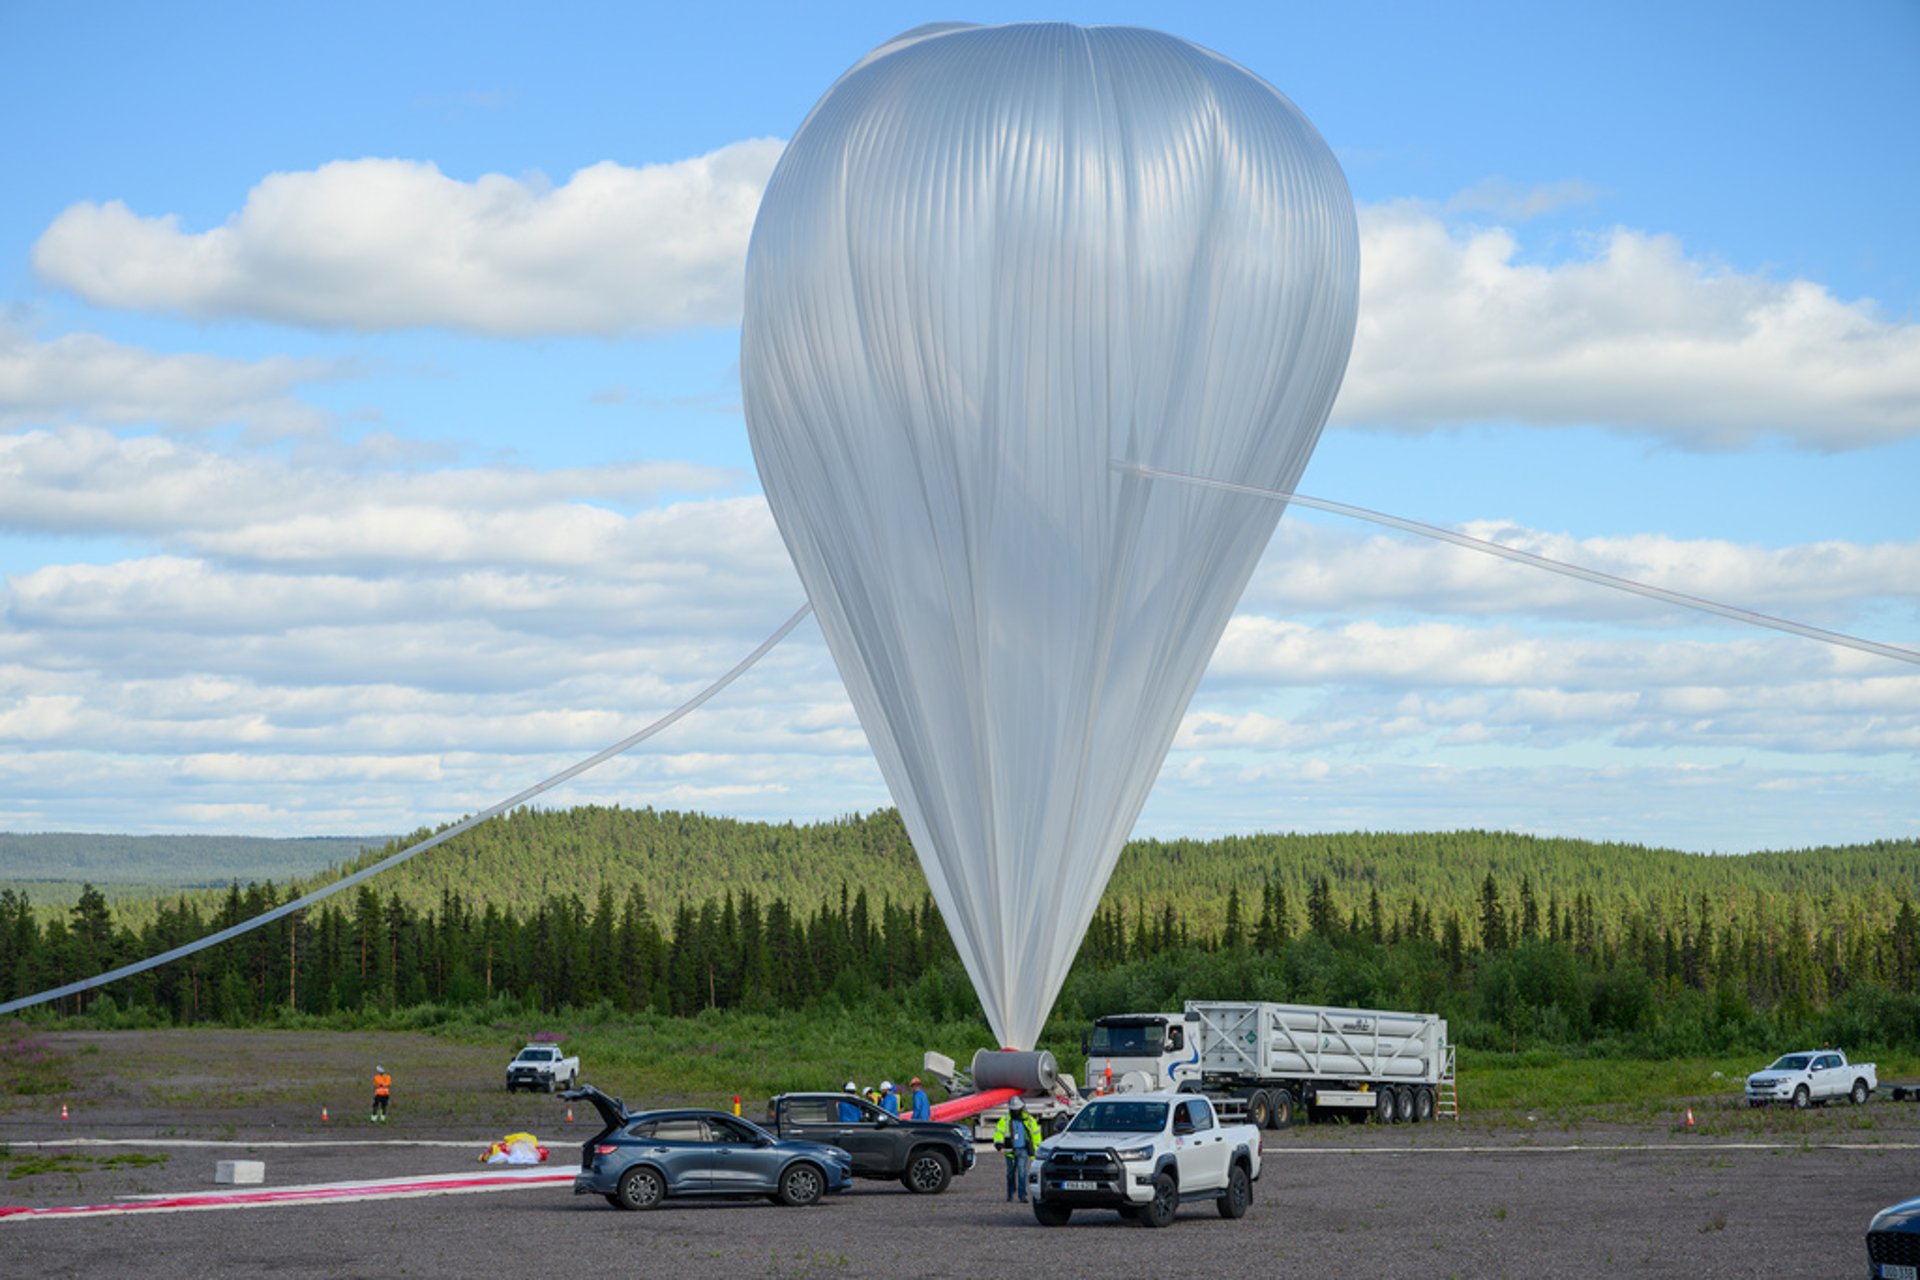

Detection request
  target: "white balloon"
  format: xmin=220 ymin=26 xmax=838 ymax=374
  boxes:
xmin=743 ymin=23 xmax=1358 ymax=1049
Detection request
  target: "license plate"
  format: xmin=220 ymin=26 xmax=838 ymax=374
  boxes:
xmin=1880 ymin=1266 xmax=1918 ymax=1280
xmin=1060 ymin=1180 xmax=1096 ymax=1191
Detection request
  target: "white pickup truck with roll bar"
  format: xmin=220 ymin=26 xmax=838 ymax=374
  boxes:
xmin=1084 ymin=999 xmax=1455 ymax=1127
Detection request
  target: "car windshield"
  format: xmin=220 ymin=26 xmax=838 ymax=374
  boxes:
xmin=1068 ymin=1100 xmax=1168 ymax=1134
xmin=1767 ymin=1055 xmax=1813 ymax=1071
xmin=1089 ymin=1021 xmax=1167 ymax=1057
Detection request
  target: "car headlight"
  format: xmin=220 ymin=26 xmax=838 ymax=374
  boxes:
xmin=1116 ymin=1145 xmax=1155 ymax=1162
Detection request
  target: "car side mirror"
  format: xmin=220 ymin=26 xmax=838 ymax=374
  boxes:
xmin=1173 ymin=1122 xmax=1194 ymax=1136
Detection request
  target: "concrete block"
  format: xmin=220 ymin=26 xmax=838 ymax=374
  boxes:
xmin=214 ymin=1160 xmax=265 ymax=1185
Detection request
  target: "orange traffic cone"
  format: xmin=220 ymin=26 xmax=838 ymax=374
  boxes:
xmin=1683 ymin=1107 xmax=1696 ymax=1131
xmin=321 ymin=1106 xmax=330 ymax=1123
xmin=565 ymin=1106 xmax=574 ymax=1123
xmin=60 ymin=1102 xmax=69 ymax=1120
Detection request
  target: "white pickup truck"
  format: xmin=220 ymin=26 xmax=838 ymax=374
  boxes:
xmin=1745 ymin=1049 xmax=1876 ymax=1108
xmin=1027 ymin=1092 xmax=1261 ymax=1228
xmin=505 ymin=1043 xmax=580 ymax=1093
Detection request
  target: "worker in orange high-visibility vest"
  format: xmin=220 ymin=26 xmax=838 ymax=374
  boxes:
xmin=371 ymin=1065 xmax=392 ymax=1123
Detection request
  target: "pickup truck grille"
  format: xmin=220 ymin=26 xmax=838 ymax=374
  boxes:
xmin=1870 ymin=1230 xmax=1920 ymax=1266
xmin=1039 ymin=1149 xmax=1124 ymax=1196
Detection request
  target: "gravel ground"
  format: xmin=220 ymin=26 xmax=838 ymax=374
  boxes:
xmin=3 ymin=1029 xmax=1916 ymax=1278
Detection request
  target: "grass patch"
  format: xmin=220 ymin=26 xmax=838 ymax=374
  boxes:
xmin=0 ymin=1020 xmax=73 ymax=1095
xmin=4 ymin=1150 xmax=168 ymax=1179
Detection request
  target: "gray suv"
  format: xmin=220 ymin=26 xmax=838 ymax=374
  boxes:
xmin=563 ymin=1085 xmax=853 ymax=1210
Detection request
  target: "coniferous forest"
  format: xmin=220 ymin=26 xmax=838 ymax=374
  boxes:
xmin=3 ymin=808 xmax=1918 ymax=1059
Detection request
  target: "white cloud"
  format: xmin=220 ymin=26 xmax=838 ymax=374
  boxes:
xmin=1339 ymin=204 xmax=1920 ymax=447
xmin=30 ymin=143 xmax=784 ymax=336
xmin=0 ymin=328 xmax=336 ymax=435
xmin=0 ymin=425 xmax=742 ymax=544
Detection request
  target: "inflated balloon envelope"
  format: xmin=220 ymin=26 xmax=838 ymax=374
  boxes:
xmin=743 ymin=23 xmax=1359 ymax=1050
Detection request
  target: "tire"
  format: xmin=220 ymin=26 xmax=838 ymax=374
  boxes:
xmin=1792 ymin=1085 xmax=1810 ymax=1110
xmin=1245 ymin=1090 xmax=1273 ymax=1130
xmin=1269 ymin=1088 xmax=1294 ymax=1130
xmin=1373 ymin=1088 xmax=1395 ymax=1124
xmin=1140 ymin=1173 xmax=1178 ymax=1228
xmin=1393 ymin=1085 xmax=1414 ymax=1124
xmin=1413 ymin=1087 xmax=1435 ymax=1123
xmin=1117 ymin=1205 xmax=1141 ymax=1221
xmin=614 ymin=1166 xmax=665 ymax=1211
xmin=1851 ymin=1079 xmax=1870 ymax=1106
xmin=777 ymin=1162 xmax=825 ymax=1207
xmin=901 ymin=1148 xmax=953 ymax=1195
xmin=1216 ymin=1164 xmax=1251 ymax=1220
xmin=603 ymin=1193 xmax=621 ymax=1208
xmin=1032 ymin=1201 xmax=1072 ymax=1227
xmin=506 ymin=1082 xmax=517 ymax=1093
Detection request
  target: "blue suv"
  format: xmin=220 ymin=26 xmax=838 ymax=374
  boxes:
xmin=563 ymin=1085 xmax=853 ymax=1210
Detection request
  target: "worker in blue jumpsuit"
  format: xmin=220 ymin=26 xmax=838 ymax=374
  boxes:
xmin=908 ymin=1077 xmax=932 ymax=1121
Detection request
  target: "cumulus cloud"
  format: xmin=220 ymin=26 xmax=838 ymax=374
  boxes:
xmin=0 ymin=425 xmax=742 ymax=544
xmin=1339 ymin=204 xmax=1920 ymax=447
xmin=30 ymin=143 xmax=784 ymax=336
xmin=0 ymin=328 xmax=336 ymax=435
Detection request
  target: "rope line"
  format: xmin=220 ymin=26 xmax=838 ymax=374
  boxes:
xmin=1116 ymin=462 xmax=1920 ymax=668
xmin=0 ymin=603 xmax=814 ymax=1015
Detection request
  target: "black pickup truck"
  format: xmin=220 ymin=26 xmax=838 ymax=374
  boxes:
xmin=765 ymin=1093 xmax=976 ymax=1194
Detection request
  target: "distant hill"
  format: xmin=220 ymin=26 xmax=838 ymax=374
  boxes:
xmin=0 ymin=832 xmax=389 ymax=911
xmin=13 ymin=807 xmax=1911 ymax=935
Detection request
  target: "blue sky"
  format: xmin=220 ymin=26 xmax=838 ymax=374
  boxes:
xmin=1 ymin=1 xmax=1915 ymax=854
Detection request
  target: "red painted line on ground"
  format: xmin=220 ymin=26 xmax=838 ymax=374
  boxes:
xmin=0 ymin=1170 xmax=575 ymax=1221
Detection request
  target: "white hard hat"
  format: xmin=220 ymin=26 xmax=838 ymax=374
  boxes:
xmin=844 ymin=1081 xmax=857 ymax=1093
xmin=1008 ymin=1096 xmax=1025 ymax=1112
xmin=881 ymin=1080 xmax=894 ymax=1092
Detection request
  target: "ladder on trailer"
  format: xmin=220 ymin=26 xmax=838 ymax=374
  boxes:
xmin=1436 ymin=1043 xmax=1459 ymax=1119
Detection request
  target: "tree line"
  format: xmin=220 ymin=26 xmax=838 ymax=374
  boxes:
xmin=5 ymin=862 xmax=1917 ymax=1057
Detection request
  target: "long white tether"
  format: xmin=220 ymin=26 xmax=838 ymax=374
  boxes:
xmin=1117 ymin=461 xmax=1919 ymax=668
xmin=0 ymin=603 xmax=815 ymax=1015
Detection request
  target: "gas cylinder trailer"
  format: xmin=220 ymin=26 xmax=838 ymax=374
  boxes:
xmin=921 ymin=1048 xmax=1087 ymax=1140
xmin=1083 ymin=1000 xmax=1456 ymax=1127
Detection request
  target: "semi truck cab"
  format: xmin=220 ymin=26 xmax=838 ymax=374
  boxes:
xmin=1084 ymin=1012 xmax=1197 ymax=1095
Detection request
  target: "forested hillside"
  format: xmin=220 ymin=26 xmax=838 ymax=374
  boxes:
xmin=7 ymin=806 xmax=1917 ymax=1061
xmin=70 ymin=806 xmax=1919 ymax=944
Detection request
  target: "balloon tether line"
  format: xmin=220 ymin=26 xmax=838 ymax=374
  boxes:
xmin=1115 ymin=461 xmax=1918 ymax=668
xmin=0 ymin=604 xmax=815 ymax=1015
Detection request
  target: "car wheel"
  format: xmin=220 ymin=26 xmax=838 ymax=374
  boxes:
xmin=614 ymin=1166 xmax=665 ymax=1211
xmin=603 ymin=1193 xmax=622 ymax=1208
xmin=1216 ymin=1164 xmax=1251 ymax=1220
xmin=778 ymin=1162 xmax=825 ymax=1207
xmin=506 ymin=1082 xmax=516 ymax=1093
xmin=1245 ymin=1090 xmax=1272 ymax=1129
xmin=1270 ymin=1088 xmax=1294 ymax=1129
xmin=902 ymin=1148 xmax=953 ymax=1195
xmin=1792 ymin=1085 xmax=1810 ymax=1110
xmin=1032 ymin=1201 xmax=1072 ymax=1226
xmin=1140 ymin=1173 xmax=1178 ymax=1228
xmin=1116 ymin=1205 xmax=1140 ymax=1221
xmin=1850 ymin=1079 xmax=1869 ymax=1105
xmin=1394 ymin=1086 xmax=1414 ymax=1123
xmin=1373 ymin=1089 xmax=1394 ymax=1124
xmin=1413 ymin=1087 xmax=1434 ymax=1123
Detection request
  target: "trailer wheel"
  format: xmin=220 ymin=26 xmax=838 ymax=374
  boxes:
xmin=1269 ymin=1088 xmax=1294 ymax=1129
xmin=1245 ymin=1090 xmax=1273 ymax=1130
xmin=1413 ymin=1086 xmax=1434 ymax=1123
xmin=1393 ymin=1085 xmax=1414 ymax=1124
xmin=1373 ymin=1088 xmax=1395 ymax=1124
